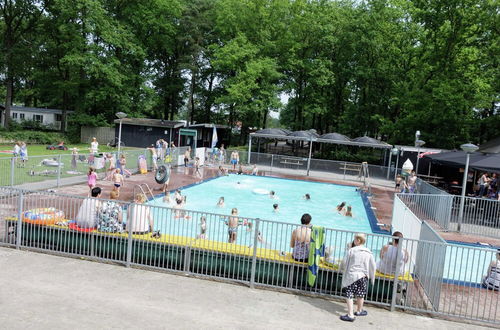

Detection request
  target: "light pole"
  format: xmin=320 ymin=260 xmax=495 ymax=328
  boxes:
xmin=116 ymin=112 xmax=127 ymax=156
xmin=457 ymin=143 xmax=479 ymax=232
xmin=414 ymin=137 xmax=425 ymax=175
xmin=389 ymin=147 xmax=399 ymax=180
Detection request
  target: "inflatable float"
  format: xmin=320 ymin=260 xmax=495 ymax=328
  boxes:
xmin=252 ymin=188 xmax=270 ymax=195
xmin=155 ymin=165 xmax=171 ymax=184
xmin=42 ymin=159 xmax=64 ymax=167
xmin=22 ymin=208 xmax=65 ymax=225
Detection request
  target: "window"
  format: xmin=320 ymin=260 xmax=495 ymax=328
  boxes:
xmin=11 ymin=112 xmax=17 ymax=119
xmin=55 ymin=114 xmax=62 ymax=121
xmin=20 ymin=113 xmax=25 ymax=120
xmin=33 ymin=114 xmax=44 ymax=123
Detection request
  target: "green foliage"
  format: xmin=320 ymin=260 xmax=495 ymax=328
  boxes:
xmin=0 ymin=0 xmax=498 ymax=150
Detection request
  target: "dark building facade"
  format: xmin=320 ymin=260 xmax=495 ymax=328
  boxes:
xmin=114 ymin=119 xmax=231 ymax=149
xmin=114 ymin=118 xmax=185 ymax=148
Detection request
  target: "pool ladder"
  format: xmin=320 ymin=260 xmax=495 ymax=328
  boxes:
xmin=133 ymin=183 xmax=155 ymax=203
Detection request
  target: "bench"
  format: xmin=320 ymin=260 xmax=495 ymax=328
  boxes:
xmin=339 ymin=163 xmax=362 ymax=178
xmin=280 ymin=157 xmax=304 ymax=166
xmin=4 ymin=218 xmax=412 ymax=303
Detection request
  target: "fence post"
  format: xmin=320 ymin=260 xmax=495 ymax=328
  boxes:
xmin=270 ymin=154 xmax=274 ymax=173
xmin=126 ymin=203 xmax=134 ymax=267
xmin=16 ymin=190 xmax=24 ymax=249
xmin=390 ymin=237 xmax=404 ymax=311
xmin=56 ymin=154 xmax=62 ymax=187
xmin=249 ymin=218 xmax=260 ymax=288
xmin=10 ymin=157 xmax=15 ymax=187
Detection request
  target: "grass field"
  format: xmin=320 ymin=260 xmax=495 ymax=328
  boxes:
xmin=0 ymin=143 xmax=118 ymax=157
xmin=0 ymin=144 xmax=148 ymax=187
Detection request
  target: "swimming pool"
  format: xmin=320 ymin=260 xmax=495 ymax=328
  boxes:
xmin=155 ymin=174 xmax=375 ymax=232
xmin=143 ymin=174 xmax=497 ymax=285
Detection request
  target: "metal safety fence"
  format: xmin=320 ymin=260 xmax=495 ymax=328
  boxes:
xmin=0 ymin=187 xmax=498 ymax=325
xmin=396 ymin=193 xmax=500 ymax=239
xmin=222 ymin=151 xmax=399 ymax=184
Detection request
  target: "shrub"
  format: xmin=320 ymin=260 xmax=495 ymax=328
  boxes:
xmin=0 ymin=131 xmax=67 ymax=144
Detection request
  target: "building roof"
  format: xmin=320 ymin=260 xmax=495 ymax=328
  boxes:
xmin=188 ymin=123 xmax=229 ymax=129
xmin=114 ymin=118 xmax=186 ymax=128
xmin=0 ymin=105 xmax=74 ymax=114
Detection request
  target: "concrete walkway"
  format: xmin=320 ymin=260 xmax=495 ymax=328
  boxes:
xmin=0 ymin=248 xmax=486 ymax=330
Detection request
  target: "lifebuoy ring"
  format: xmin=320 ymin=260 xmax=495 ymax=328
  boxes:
xmin=22 ymin=208 xmax=65 ymax=225
xmin=155 ymin=165 xmax=171 ymax=184
xmin=252 ymin=188 xmax=269 ymax=195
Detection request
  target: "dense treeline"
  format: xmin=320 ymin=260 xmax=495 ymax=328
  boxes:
xmin=0 ymin=0 xmax=498 ymax=148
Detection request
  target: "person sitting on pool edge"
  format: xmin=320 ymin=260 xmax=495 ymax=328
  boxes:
xmin=96 ymin=190 xmax=123 ymax=233
xmin=376 ymin=231 xmax=409 ymax=276
xmin=290 ymin=213 xmax=312 ymax=262
xmin=483 ymin=248 xmax=500 ymax=291
xmin=127 ymin=194 xmax=155 ymax=234
xmin=75 ymin=187 xmax=102 ymax=229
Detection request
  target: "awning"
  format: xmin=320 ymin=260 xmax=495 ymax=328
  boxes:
xmin=425 ymin=151 xmax=500 ymax=172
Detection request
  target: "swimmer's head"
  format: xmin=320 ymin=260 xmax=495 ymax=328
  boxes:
xmin=219 ymin=197 xmax=224 ymax=202
xmin=270 ymin=191 xmax=275 ymax=196
xmin=305 ymin=193 xmax=310 ymax=200
xmin=231 ymin=208 xmax=238 ymax=215
xmin=273 ymin=203 xmax=279 ymax=210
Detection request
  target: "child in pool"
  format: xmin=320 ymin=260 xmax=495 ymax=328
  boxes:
xmin=217 ymin=197 xmax=225 ymax=208
xmin=304 ymin=193 xmax=311 ymax=200
xmin=273 ymin=203 xmax=279 ymax=213
xmin=336 ymin=202 xmax=346 ymax=214
xmin=198 ymin=216 xmax=207 ymax=239
xmin=227 ymin=208 xmax=239 ymax=243
xmin=345 ymin=206 xmax=353 ymax=217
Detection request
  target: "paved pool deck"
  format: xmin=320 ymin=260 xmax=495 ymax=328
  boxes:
xmin=0 ymin=248 xmax=488 ymax=330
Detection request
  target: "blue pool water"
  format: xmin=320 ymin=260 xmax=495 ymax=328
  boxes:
xmin=143 ymin=174 xmax=497 ymax=285
xmin=157 ymin=174 xmax=374 ymax=232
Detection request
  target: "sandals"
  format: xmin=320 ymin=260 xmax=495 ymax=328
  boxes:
xmin=340 ymin=315 xmax=355 ymax=322
xmin=354 ymin=310 xmax=368 ymax=316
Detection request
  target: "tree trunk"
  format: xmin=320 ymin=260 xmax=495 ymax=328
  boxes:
xmin=189 ymin=65 xmax=196 ymax=124
xmin=3 ymin=76 xmax=13 ymax=129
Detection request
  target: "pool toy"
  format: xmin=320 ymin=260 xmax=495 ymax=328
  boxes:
xmin=42 ymin=159 xmax=64 ymax=167
xmin=138 ymin=155 xmax=147 ymax=174
xmin=252 ymin=188 xmax=269 ymax=195
xmin=22 ymin=208 xmax=65 ymax=225
xmin=68 ymin=222 xmax=95 ymax=232
xmin=155 ymin=165 xmax=171 ymax=184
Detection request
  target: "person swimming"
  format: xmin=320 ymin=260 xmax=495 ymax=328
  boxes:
xmin=304 ymin=193 xmax=311 ymax=200
xmin=217 ymin=197 xmax=225 ymax=208
xmin=345 ymin=205 xmax=353 ymax=217
xmin=336 ymin=202 xmax=346 ymax=213
xmin=273 ymin=203 xmax=279 ymax=213
xmin=269 ymin=191 xmax=278 ymax=199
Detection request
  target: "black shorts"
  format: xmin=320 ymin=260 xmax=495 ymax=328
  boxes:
xmin=343 ymin=277 xmax=368 ymax=299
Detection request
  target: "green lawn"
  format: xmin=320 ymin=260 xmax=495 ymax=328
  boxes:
xmin=0 ymin=143 xmax=120 ymax=157
xmin=0 ymin=144 xmax=146 ymax=187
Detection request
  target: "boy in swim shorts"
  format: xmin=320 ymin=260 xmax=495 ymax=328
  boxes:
xmin=227 ymin=208 xmax=239 ymax=243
